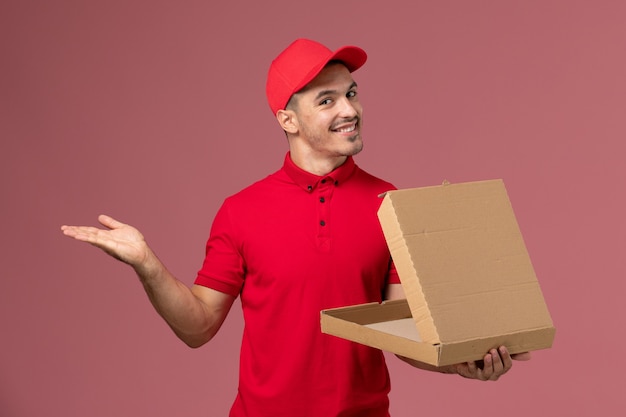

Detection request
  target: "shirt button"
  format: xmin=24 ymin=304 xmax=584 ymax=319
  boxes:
xmin=319 ymin=197 xmax=325 ymax=203
xmin=307 ymin=185 xmax=313 ymax=192
xmin=320 ymin=220 xmax=326 ymax=226
xmin=321 ymin=179 xmax=326 ymax=184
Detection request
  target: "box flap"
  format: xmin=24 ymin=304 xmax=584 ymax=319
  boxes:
xmin=377 ymin=179 xmax=554 ymax=345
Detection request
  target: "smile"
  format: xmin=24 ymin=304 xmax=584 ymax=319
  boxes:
xmin=332 ymin=122 xmax=358 ymax=133
xmin=336 ymin=125 xmax=355 ymax=133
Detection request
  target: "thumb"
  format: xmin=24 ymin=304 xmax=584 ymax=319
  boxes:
xmin=98 ymin=214 xmax=125 ymax=230
xmin=512 ymin=352 xmax=532 ymax=361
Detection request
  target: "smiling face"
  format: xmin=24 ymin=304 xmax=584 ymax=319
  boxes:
xmin=278 ymin=62 xmax=364 ymax=175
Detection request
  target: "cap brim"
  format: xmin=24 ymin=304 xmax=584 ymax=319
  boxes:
xmin=331 ymin=45 xmax=367 ymax=72
xmin=293 ymin=45 xmax=367 ymax=95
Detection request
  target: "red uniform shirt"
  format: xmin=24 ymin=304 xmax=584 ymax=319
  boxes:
xmin=195 ymin=153 xmax=399 ymax=417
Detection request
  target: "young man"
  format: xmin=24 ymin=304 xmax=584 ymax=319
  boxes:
xmin=62 ymin=39 xmax=529 ymax=417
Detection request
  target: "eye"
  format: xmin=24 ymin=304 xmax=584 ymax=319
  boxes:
xmin=319 ymin=98 xmax=332 ymax=106
xmin=347 ymin=90 xmax=357 ymax=99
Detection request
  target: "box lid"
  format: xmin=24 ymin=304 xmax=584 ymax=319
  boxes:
xmin=377 ymin=179 xmax=554 ymax=345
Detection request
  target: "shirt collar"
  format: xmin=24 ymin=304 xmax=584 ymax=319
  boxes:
xmin=282 ymin=152 xmax=357 ymax=192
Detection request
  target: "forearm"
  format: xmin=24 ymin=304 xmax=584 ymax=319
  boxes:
xmin=133 ymin=250 xmax=218 ymax=347
xmin=62 ymin=215 xmax=232 ymax=347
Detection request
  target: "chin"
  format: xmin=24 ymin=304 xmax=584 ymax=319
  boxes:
xmin=347 ymin=142 xmax=364 ymax=156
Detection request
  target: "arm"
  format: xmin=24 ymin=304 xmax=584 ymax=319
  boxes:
xmin=61 ymin=214 xmax=235 ymax=348
xmin=383 ymin=283 xmax=532 ymax=381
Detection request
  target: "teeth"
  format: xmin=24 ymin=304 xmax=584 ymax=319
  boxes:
xmin=336 ymin=125 xmax=356 ymax=133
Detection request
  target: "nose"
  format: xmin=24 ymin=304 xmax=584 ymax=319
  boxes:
xmin=338 ymin=96 xmax=359 ymax=118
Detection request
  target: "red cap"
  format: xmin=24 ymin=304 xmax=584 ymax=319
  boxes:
xmin=266 ymin=39 xmax=367 ymax=115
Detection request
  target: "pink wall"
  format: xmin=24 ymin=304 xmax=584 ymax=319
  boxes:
xmin=2 ymin=1 xmax=624 ymax=415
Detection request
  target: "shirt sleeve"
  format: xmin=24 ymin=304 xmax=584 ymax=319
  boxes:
xmin=194 ymin=200 xmax=245 ymax=297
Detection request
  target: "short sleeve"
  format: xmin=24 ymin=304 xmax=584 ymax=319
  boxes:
xmin=194 ymin=200 xmax=245 ymax=297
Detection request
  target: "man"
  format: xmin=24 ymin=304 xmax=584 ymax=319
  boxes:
xmin=62 ymin=39 xmax=530 ymax=417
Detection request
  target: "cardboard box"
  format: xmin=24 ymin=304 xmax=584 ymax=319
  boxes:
xmin=321 ymin=179 xmax=555 ymax=367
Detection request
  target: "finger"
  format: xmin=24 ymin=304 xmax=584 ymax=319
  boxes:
xmin=61 ymin=225 xmax=100 ymax=240
xmin=465 ymin=360 xmax=484 ymax=380
xmin=489 ymin=348 xmax=506 ymax=380
xmin=466 ymin=359 xmax=477 ymax=375
xmin=481 ymin=351 xmax=495 ymax=380
xmin=60 ymin=225 xmax=74 ymax=235
xmin=98 ymin=214 xmax=125 ymax=230
xmin=62 ymin=223 xmax=119 ymax=250
xmin=76 ymin=228 xmax=110 ymax=246
xmin=499 ymin=346 xmax=513 ymax=372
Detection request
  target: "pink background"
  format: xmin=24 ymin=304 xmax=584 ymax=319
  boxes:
xmin=2 ymin=1 xmax=624 ymax=416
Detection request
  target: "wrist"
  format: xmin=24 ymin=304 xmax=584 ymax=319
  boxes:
xmin=133 ymin=247 xmax=162 ymax=283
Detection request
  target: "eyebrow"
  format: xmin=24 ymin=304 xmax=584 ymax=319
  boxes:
xmin=313 ymin=81 xmax=358 ymax=101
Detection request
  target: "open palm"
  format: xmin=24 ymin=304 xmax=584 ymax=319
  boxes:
xmin=61 ymin=215 xmax=149 ymax=267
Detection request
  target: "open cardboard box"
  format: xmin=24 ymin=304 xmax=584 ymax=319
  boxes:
xmin=321 ymin=179 xmax=555 ymax=367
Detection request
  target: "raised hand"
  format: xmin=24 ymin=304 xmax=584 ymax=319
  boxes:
xmin=61 ymin=214 xmax=151 ymax=268
xmin=61 ymin=215 xmax=235 ymax=347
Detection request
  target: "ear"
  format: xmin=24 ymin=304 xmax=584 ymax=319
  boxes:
xmin=276 ymin=109 xmax=298 ymax=134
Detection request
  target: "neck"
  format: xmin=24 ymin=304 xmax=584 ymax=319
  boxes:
xmin=289 ymin=147 xmax=347 ymax=176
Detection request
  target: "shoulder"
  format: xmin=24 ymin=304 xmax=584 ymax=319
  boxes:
xmin=351 ymin=165 xmax=397 ymax=193
xmin=220 ymin=168 xmax=290 ymax=210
